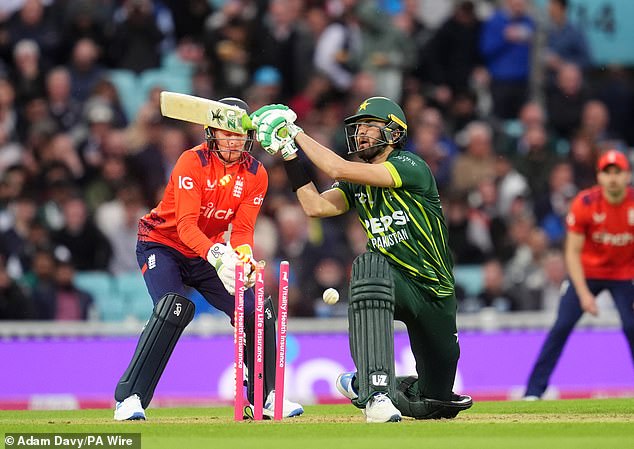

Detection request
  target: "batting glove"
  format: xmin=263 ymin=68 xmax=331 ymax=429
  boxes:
xmin=256 ymin=111 xmax=302 ymax=156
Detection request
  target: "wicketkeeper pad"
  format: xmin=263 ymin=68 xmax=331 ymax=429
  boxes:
xmin=348 ymin=252 xmax=396 ymax=407
xmin=115 ymin=293 xmax=195 ymax=408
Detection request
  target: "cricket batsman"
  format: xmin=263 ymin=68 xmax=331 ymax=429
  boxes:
xmin=249 ymin=97 xmax=473 ymax=422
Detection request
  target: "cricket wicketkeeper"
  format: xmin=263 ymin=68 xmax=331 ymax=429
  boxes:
xmin=113 ymin=97 xmax=303 ymax=421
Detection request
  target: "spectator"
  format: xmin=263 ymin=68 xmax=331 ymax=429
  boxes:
xmin=512 ymin=124 xmax=560 ymax=200
xmin=84 ymin=154 xmax=130 ymax=211
xmin=534 ymin=161 xmax=576 ymax=245
xmin=595 ymin=66 xmax=634 ymax=147
xmin=540 ymin=249 xmax=567 ymax=311
xmin=425 ymin=1 xmax=482 ymax=96
xmin=355 ymin=0 xmax=414 ymax=102
xmin=95 ymin=183 xmax=147 ymax=274
xmin=6 ymin=0 xmax=61 ymax=68
xmin=0 ymin=78 xmax=19 ymax=143
xmin=494 ymin=152 xmax=529 ymax=217
xmin=51 ymin=195 xmax=112 ymax=271
xmin=203 ymin=7 xmax=252 ymax=98
xmin=164 ymin=0 xmax=212 ymax=45
xmin=451 ymin=121 xmax=497 ymax=194
xmin=88 ymin=78 xmax=129 ymax=128
xmin=251 ymin=0 xmax=314 ymax=101
xmin=568 ymin=131 xmax=599 ymax=190
xmin=109 ymin=0 xmax=164 ymax=74
xmin=0 ymin=255 xmax=35 ymax=319
xmin=506 ymin=226 xmax=550 ymax=310
xmin=445 ymin=192 xmax=487 ymax=264
xmin=0 ymin=194 xmax=38 ymax=278
xmin=545 ymin=0 xmax=591 ymax=75
xmin=274 ymin=203 xmax=321 ymax=317
xmin=59 ymin=0 xmax=110 ymax=65
xmin=77 ymin=101 xmax=116 ymax=177
xmin=480 ymin=0 xmax=535 ymax=119
xmin=10 ymin=39 xmax=46 ymax=108
xmin=68 ymin=38 xmax=105 ymax=103
xmin=474 ymin=258 xmax=520 ymax=312
xmin=45 ymin=67 xmax=82 ymax=133
xmin=579 ymin=99 xmax=624 ymax=150
xmin=22 ymin=249 xmax=57 ymax=319
xmin=130 ymin=124 xmax=187 ymax=206
xmin=546 ymin=63 xmax=589 ymax=140
xmin=35 ymin=259 xmax=94 ymax=320
xmin=313 ymin=0 xmax=363 ymax=93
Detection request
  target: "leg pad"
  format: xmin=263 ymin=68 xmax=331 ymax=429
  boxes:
xmin=348 ymin=252 xmax=396 ymax=407
xmin=115 ymin=293 xmax=195 ymax=408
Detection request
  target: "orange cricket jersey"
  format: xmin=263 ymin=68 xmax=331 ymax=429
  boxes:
xmin=566 ymin=186 xmax=634 ymax=280
xmin=138 ymin=143 xmax=268 ymax=259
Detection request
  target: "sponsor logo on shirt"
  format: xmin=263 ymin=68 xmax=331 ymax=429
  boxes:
xmin=355 ymin=192 xmax=373 ymax=205
xmin=201 ymin=202 xmax=235 ymax=220
xmin=364 ymin=210 xmax=409 ymax=234
xmin=591 ymin=231 xmax=634 ymax=246
xmin=178 ymin=176 xmax=194 ymax=190
xmin=206 ymin=179 xmax=217 ymax=190
xmin=253 ymin=194 xmax=264 ymax=205
xmin=592 ymin=212 xmax=606 ymax=223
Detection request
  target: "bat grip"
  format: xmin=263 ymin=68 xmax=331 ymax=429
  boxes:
xmin=241 ymin=114 xmax=254 ymax=130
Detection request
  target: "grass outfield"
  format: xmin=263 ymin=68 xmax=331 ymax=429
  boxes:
xmin=2 ymin=399 xmax=634 ymax=449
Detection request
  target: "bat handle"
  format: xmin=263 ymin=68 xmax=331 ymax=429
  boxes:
xmin=241 ymin=114 xmax=254 ymax=131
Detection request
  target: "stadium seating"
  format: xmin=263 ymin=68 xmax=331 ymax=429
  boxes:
xmin=453 ymin=265 xmax=483 ymax=297
xmin=74 ymin=272 xmax=126 ymax=321
xmin=113 ymin=272 xmax=153 ymax=321
xmin=108 ymin=62 xmax=192 ymax=121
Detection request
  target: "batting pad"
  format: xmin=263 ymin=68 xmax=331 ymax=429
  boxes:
xmin=348 ymin=252 xmax=396 ymax=407
xmin=115 ymin=293 xmax=195 ymax=408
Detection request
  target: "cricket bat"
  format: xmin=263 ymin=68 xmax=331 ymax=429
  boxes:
xmin=160 ymin=91 xmax=254 ymax=133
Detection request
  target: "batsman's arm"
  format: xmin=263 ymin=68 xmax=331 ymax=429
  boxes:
xmin=295 ymin=183 xmax=348 ymax=218
xmin=293 ymin=132 xmax=395 ymax=187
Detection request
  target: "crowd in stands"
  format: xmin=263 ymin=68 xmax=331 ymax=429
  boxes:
xmin=0 ymin=0 xmax=632 ymax=321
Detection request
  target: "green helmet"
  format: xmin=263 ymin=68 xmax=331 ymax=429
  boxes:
xmin=344 ymin=96 xmax=408 ymax=161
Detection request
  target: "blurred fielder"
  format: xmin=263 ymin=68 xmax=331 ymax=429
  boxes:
xmin=525 ymin=150 xmax=634 ymax=399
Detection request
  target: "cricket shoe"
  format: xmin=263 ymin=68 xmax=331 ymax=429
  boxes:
xmin=114 ymin=394 xmax=146 ymax=421
xmin=261 ymin=390 xmax=304 ymax=418
xmin=364 ymin=393 xmax=401 ymax=423
xmin=336 ymin=372 xmax=359 ymax=400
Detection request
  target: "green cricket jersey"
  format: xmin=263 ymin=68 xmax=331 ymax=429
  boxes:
xmin=333 ymin=150 xmax=455 ymax=298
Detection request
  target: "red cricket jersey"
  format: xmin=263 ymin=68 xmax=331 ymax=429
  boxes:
xmin=566 ymin=186 xmax=634 ymax=280
xmin=138 ymin=143 xmax=268 ymax=259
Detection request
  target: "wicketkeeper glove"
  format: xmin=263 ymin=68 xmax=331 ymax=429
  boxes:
xmin=207 ymin=243 xmax=255 ymax=295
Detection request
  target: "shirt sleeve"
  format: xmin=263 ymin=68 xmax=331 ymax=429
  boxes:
xmin=172 ymin=152 xmax=214 ymax=258
xmin=383 ymin=153 xmax=434 ymax=193
xmin=566 ymin=194 xmax=589 ymax=234
xmin=331 ymin=180 xmax=352 ymax=209
xmin=229 ymin=164 xmax=268 ymax=251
